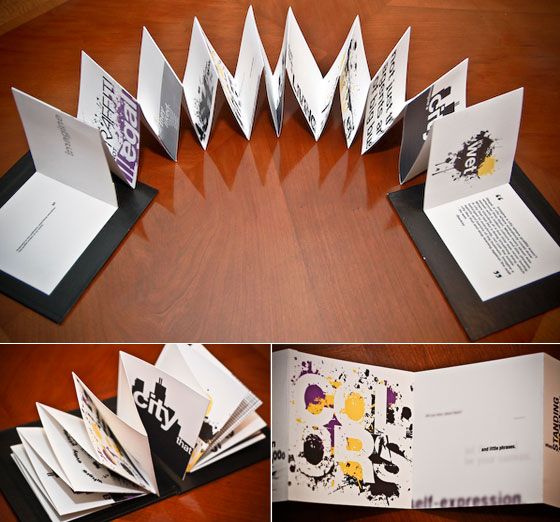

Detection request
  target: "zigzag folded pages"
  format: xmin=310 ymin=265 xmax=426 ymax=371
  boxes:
xmin=272 ymin=349 xmax=560 ymax=509
xmin=10 ymin=344 xmax=266 ymax=522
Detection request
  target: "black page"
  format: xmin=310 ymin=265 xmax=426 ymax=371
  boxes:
xmin=388 ymin=162 xmax=560 ymax=340
xmin=0 ymin=397 xmax=270 ymax=521
xmin=0 ymin=152 xmax=157 ymax=323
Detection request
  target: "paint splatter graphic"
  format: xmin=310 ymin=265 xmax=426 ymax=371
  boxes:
xmin=195 ymin=60 xmax=215 ymax=142
xmin=434 ymin=130 xmax=498 ymax=181
xmin=288 ymin=355 xmax=413 ymax=506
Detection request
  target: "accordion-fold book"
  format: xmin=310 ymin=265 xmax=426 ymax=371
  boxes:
xmin=272 ymin=349 xmax=560 ymax=509
xmin=0 ymin=344 xmax=269 ymax=522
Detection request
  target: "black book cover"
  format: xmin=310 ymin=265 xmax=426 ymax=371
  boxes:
xmin=388 ymin=162 xmax=560 ymax=340
xmin=0 ymin=397 xmax=270 ymax=522
xmin=0 ymin=152 xmax=157 ymax=323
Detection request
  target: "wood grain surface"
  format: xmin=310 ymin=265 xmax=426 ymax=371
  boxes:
xmin=272 ymin=343 xmax=560 ymax=521
xmin=0 ymin=343 xmax=270 ymax=521
xmin=0 ymin=0 xmax=559 ymax=342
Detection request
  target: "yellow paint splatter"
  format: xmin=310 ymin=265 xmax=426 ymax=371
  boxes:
xmin=327 ymin=377 xmax=342 ymax=389
xmin=205 ymin=396 xmax=213 ymax=417
xmin=296 ymin=417 xmax=302 ymax=423
xmin=346 ymin=437 xmax=363 ymax=451
xmin=338 ymin=461 xmax=363 ymax=483
xmin=478 ymin=155 xmax=496 ymax=176
xmin=341 ymin=392 xmax=365 ymax=421
xmin=306 ymin=394 xmax=334 ymax=414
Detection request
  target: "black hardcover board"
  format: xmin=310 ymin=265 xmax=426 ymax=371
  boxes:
xmin=0 ymin=397 xmax=270 ymax=521
xmin=0 ymin=152 xmax=157 ymax=323
xmin=388 ymin=162 xmax=560 ymax=340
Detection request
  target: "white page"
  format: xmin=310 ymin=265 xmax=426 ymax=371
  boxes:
xmin=361 ymin=28 xmax=410 ymax=153
xmin=194 ymin=412 xmax=266 ymax=468
xmin=37 ymin=404 xmax=143 ymax=495
xmin=73 ymin=373 xmax=158 ymax=494
xmin=19 ymin=434 xmax=131 ymax=517
xmin=424 ymin=87 xmax=560 ymax=300
xmin=339 ymin=17 xmax=371 ymax=147
xmin=201 ymin=6 xmax=264 ymax=139
xmin=424 ymin=88 xmax=523 ymax=210
xmin=11 ymin=88 xmax=117 ymax=206
xmin=399 ymin=59 xmax=468 ymax=183
xmin=137 ymin=27 xmax=182 ymax=160
xmin=259 ymin=11 xmax=288 ymax=136
xmin=175 ymin=344 xmax=258 ymax=450
xmin=0 ymin=173 xmax=116 ymax=295
xmin=0 ymin=89 xmax=118 ymax=295
xmin=182 ymin=19 xmax=219 ymax=149
xmin=426 ymin=184 xmax=560 ymax=301
xmin=413 ymin=354 xmax=545 ymax=508
xmin=286 ymin=350 xmax=414 ymax=508
xmin=192 ymin=433 xmax=266 ymax=471
xmin=11 ymin=445 xmax=104 ymax=522
xmin=155 ymin=343 xmax=207 ymax=396
xmin=17 ymin=426 xmax=70 ymax=485
xmin=284 ymin=9 xmax=351 ymax=141
xmin=119 ymin=351 xmax=209 ymax=479
xmin=77 ymin=52 xmax=141 ymax=188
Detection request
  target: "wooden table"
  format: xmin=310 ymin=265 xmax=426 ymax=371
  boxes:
xmin=0 ymin=0 xmax=559 ymax=342
xmin=0 ymin=343 xmax=270 ymax=521
xmin=273 ymin=343 xmax=560 ymax=521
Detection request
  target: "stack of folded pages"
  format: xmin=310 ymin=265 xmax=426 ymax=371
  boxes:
xmin=9 ymin=343 xmax=266 ymax=521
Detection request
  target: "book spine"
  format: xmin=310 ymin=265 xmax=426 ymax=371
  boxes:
xmin=543 ymin=354 xmax=560 ymax=508
xmin=272 ymin=350 xmax=290 ymax=501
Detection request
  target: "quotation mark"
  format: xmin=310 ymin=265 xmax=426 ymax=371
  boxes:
xmin=496 ymin=194 xmax=503 ymax=201
xmin=493 ymin=270 xmax=502 ymax=278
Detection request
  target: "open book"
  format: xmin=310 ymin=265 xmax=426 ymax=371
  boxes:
xmin=273 ymin=349 xmax=560 ymax=509
xmin=388 ymin=85 xmax=560 ymax=339
xmin=9 ymin=344 xmax=266 ymax=521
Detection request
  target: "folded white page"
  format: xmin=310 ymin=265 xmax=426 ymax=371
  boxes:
xmin=18 ymin=433 xmax=126 ymax=517
xmin=202 ymin=6 xmax=264 ymax=140
xmin=182 ymin=19 xmax=219 ymax=149
xmin=11 ymin=444 xmax=103 ymax=522
xmin=36 ymin=403 xmax=143 ymax=495
xmin=17 ymin=425 xmax=70 ymax=485
xmin=285 ymin=10 xmax=369 ymax=143
xmin=413 ymin=354 xmax=545 ymax=507
xmin=338 ymin=17 xmax=371 ymax=147
xmin=11 ymin=88 xmax=118 ymax=206
xmin=137 ymin=27 xmax=183 ymax=160
xmin=118 ymin=351 xmax=209 ymax=479
xmin=424 ymin=88 xmax=560 ymax=300
xmin=259 ymin=11 xmax=288 ymax=136
xmin=193 ymin=412 xmax=266 ymax=469
xmin=173 ymin=344 xmax=259 ymax=451
xmin=155 ymin=343 xmax=207 ymax=396
xmin=361 ymin=28 xmax=410 ymax=153
xmin=0 ymin=89 xmax=118 ymax=295
xmin=73 ymin=373 xmax=158 ymax=494
xmin=424 ymin=88 xmax=523 ymax=210
xmin=399 ymin=58 xmax=468 ymax=183
xmin=192 ymin=432 xmax=266 ymax=471
xmin=78 ymin=52 xmax=141 ymax=188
